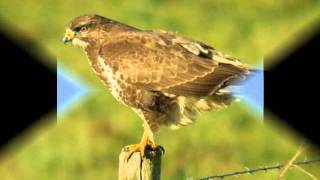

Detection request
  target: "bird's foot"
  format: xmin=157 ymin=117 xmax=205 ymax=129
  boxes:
xmin=125 ymin=140 xmax=164 ymax=161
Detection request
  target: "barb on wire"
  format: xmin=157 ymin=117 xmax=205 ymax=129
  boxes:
xmin=192 ymin=159 xmax=320 ymax=180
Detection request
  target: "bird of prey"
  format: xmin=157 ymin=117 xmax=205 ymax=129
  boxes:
xmin=63 ymin=14 xmax=251 ymax=158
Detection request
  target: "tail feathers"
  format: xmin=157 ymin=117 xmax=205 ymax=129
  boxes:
xmin=164 ymin=65 xmax=255 ymax=129
xmin=166 ymin=93 xmax=235 ymax=129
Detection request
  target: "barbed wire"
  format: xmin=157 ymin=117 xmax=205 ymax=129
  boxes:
xmin=190 ymin=159 xmax=320 ymax=180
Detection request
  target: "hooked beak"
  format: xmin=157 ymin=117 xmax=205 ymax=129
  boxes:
xmin=63 ymin=28 xmax=75 ymax=44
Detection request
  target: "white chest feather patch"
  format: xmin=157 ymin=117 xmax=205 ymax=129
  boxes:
xmin=72 ymin=38 xmax=89 ymax=49
xmin=97 ymin=56 xmax=123 ymax=102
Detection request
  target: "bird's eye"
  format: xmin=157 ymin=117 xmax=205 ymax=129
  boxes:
xmin=80 ymin=26 xmax=88 ymax=32
xmin=74 ymin=26 xmax=88 ymax=33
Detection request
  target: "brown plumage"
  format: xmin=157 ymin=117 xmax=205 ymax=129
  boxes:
xmin=63 ymin=14 xmax=251 ymax=158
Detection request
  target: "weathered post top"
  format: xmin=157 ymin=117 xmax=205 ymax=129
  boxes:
xmin=119 ymin=146 xmax=163 ymax=180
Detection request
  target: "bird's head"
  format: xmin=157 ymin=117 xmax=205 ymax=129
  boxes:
xmin=63 ymin=14 xmax=111 ymax=49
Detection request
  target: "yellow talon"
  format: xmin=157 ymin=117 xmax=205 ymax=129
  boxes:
xmin=125 ymin=132 xmax=164 ymax=161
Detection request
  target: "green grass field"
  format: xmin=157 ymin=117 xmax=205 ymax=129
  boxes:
xmin=0 ymin=0 xmax=320 ymax=179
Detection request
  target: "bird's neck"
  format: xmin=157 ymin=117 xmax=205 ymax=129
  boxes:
xmin=84 ymin=45 xmax=104 ymax=74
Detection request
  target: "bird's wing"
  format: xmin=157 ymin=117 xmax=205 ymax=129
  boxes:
xmin=99 ymin=31 xmax=249 ymax=96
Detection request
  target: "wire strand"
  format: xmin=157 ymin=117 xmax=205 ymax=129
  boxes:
xmin=192 ymin=159 xmax=320 ymax=180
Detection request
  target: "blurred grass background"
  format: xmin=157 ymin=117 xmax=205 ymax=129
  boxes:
xmin=0 ymin=0 xmax=320 ymax=179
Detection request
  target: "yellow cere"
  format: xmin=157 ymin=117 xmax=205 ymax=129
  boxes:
xmin=63 ymin=28 xmax=75 ymax=43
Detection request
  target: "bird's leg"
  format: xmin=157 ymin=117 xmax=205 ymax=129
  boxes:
xmin=125 ymin=123 xmax=164 ymax=160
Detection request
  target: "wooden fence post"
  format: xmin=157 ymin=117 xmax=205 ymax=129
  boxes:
xmin=119 ymin=146 xmax=162 ymax=180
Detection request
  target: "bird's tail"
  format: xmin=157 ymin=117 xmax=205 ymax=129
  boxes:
xmin=165 ymin=92 xmax=235 ymax=129
xmin=166 ymin=68 xmax=260 ymax=129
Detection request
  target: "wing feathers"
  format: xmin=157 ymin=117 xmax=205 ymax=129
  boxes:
xmin=163 ymin=63 xmax=246 ymax=96
xmin=99 ymin=31 xmax=249 ymax=97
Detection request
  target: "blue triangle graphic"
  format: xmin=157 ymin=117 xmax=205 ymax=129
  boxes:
xmin=57 ymin=65 xmax=89 ymax=117
xmin=232 ymin=65 xmax=264 ymax=119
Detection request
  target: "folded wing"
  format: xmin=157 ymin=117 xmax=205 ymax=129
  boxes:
xmin=99 ymin=31 xmax=249 ymax=97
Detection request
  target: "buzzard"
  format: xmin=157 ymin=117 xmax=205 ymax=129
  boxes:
xmin=63 ymin=14 xmax=251 ymax=158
